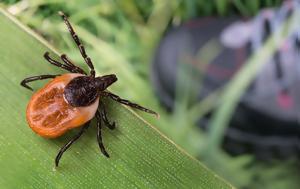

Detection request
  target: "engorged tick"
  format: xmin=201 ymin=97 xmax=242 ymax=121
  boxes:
xmin=20 ymin=11 xmax=158 ymax=167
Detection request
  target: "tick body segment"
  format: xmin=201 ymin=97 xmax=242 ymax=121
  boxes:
xmin=26 ymin=73 xmax=99 ymax=138
xmin=21 ymin=11 xmax=158 ymax=167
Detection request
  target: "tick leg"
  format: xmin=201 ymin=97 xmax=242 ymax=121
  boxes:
xmin=96 ymin=112 xmax=110 ymax=157
xmin=44 ymin=52 xmax=75 ymax=73
xmin=20 ymin=74 xmax=58 ymax=91
xmin=55 ymin=121 xmax=90 ymax=167
xmin=102 ymin=91 xmax=159 ymax=117
xmin=58 ymin=11 xmax=95 ymax=77
xmin=99 ymin=102 xmax=115 ymax=130
xmin=45 ymin=52 xmax=86 ymax=74
xmin=60 ymin=54 xmax=87 ymax=75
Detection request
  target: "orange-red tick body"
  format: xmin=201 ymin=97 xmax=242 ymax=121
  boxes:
xmin=26 ymin=73 xmax=99 ymax=138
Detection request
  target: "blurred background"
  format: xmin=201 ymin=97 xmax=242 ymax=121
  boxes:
xmin=2 ymin=0 xmax=300 ymax=188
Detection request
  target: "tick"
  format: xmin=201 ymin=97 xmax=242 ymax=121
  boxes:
xmin=20 ymin=11 xmax=158 ymax=167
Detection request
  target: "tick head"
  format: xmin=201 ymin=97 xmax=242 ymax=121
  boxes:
xmin=95 ymin=74 xmax=118 ymax=91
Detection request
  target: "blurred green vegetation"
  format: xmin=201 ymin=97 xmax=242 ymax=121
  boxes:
xmin=2 ymin=0 xmax=300 ymax=189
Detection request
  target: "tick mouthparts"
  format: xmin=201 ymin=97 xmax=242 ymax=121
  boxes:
xmin=106 ymin=74 xmax=117 ymax=82
xmin=95 ymin=74 xmax=118 ymax=90
xmin=100 ymin=74 xmax=118 ymax=84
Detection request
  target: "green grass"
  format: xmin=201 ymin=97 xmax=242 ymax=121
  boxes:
xmin=0 ymin=8 xmax=233 ymax=188
xmin=3 ymin=0 xmax=300 ymax=189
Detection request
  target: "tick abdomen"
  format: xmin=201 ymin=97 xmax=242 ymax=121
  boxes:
xmin=26 ymin=73 xmax=99 ymax=138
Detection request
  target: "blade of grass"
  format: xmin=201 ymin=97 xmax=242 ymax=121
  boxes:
xmin=215 ymin=0 xmax=228 ymax=16
xmin=246 ymin=0 xmax=260 ymax=15
xmin=0 ymin=9 xmax=233 ymax=189
xmin=233 ymin=0 xmax=251 ymax=16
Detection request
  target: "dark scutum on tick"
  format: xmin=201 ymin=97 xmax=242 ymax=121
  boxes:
xmin=20 ymin=11 xmax=158 ymax=167
xmin=64 ymin=74 xmax=117 ymax=107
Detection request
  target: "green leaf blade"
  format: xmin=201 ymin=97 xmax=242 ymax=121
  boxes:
xmin=0 ymin=9 xmax=233 ymax=189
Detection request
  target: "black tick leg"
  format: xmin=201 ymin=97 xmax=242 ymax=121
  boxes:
xmin=44 ymin=52 xmax=75 ymax=73
xmin=20 ymin=74 xmax=58 ymax=91
xmin=96 ymin=111 xmax=110 ymax=158
xmin=99 ymin=102 xmax=115 ymax=130
xmin=55 ymin=121 xmax=90 ymax=167
xmin=58 ymin=11 xmax=95 ymax=77
xmin=60 ymin=54 xmax=87 ymax=75
xmin=102 ymin=91 xmax=158 ymax=117
xmin=44 ymin=52 xmax=86 ymax=74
